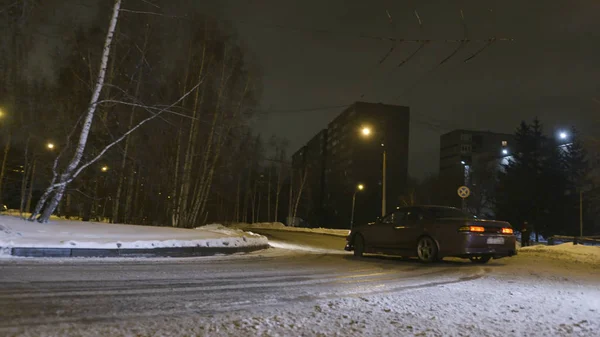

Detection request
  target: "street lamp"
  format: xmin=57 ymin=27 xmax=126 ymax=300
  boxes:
xmin=502 ymin=149 xmax=508 ymax=155
xmin=350 ymin=184 xmax=365 ymax=229
xmin=0 ymin=108 xmax=5 ymax=119
xmin=47 ymin=143 xmax=55 ymax=150
xmin=101 ymin=166 xmax=109 ymax=172
xmin=359 ymin=125 xmax=386 ymax=217
xmin=559 ymin=131 xmax=568 ymax=140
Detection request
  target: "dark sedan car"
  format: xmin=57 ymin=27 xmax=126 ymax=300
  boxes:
xmin=345 ymin=205 xmax=517 ymax=264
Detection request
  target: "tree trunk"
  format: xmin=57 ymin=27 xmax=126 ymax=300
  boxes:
xmin=19 ymin=137 xmax=31 ymax=217
xmin=32 ymin=0 xmax=122 ymax=222
xmin=170 ymin=127 xmax=183 ymax=226
xmin=292 ymin=169 xmax=308 ymax=222
xmin=287 ymin=168 xmax=294 ymax=225
xmin=235 ymin=176 xmax=241 ymax=223
xmin=175 ymin=43 xmax=207 ymax=227
xmin=0 ymin=132 xmax=12 ymax=207
xmin=25 ymin=158 xmax=36 ymax=213
xmin=251 ymin=179 xmax=258 ymax=223
xmin=113 ymin=32 xmax=146 ymax=223
xmin=257 ymin=187 xmax=262 ymax=223
xmin=274 ymin=160 xmax=283 ymax=223
xmin=267 ymin=165 xmax=272 ymax=222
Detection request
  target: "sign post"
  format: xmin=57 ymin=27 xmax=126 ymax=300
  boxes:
xmin=457 ymin=186 xmax=470 ymax=211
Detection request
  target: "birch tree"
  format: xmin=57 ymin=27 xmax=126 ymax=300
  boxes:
xmin=29 ymin=0 xmax=123 ymax=222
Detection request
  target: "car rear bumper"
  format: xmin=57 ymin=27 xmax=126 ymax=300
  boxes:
xmin=450 ymin=233 xmax=517 ymax=259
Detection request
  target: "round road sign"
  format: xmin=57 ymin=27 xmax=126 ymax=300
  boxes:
xmin=457 ymin=186 xmax=470 ymax=199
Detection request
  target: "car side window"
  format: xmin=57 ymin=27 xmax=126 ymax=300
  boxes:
xmin=381 ymin=212 xmax=396 ymax=224
xmin=381 ymin=211 xmax=406 ymax=225
xmin=405 ymin=210 xmax=423 ymax=222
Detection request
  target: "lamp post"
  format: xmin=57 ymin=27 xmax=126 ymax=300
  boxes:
xmin=360 ymin=126 xmax=386 ymax=217
xmin=350 ymin=184 xmax=364 ymax=229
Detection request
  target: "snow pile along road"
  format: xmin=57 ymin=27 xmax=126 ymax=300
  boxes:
xmin=0 ymin=215 xmax=267 ymax=257
xmin=520 ymin=243 xmax=600 ymax=265
xmin=231 ymin=222 xmax=350 ymax=237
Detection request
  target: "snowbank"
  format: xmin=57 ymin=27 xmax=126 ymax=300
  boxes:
xmin=0 ymin=215 xmax=267 ymax=257
xmin=520 ymin=243 xmax=600 ymax=265
xmin=231 ymin=222 xmax=350 ymax=237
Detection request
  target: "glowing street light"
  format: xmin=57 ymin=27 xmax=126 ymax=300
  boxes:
xmin=361 ymin=127 xmax=372 ymax=136
xmin=351 ymin=183 xmax=365 ymax=229
xmin=502 ymin=149 xmax=509 ymax=155
xmin=0 ymin=108 xmax=5 ymax=119
xmin=47 ymin=143 xmax=55 ymax=150
xmin=101 ymin=166 xmax=109 ymax=172
xmin=559 ymin=131 xmax=568 ymax=140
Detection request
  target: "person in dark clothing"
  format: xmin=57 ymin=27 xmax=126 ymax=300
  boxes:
xmin=521 ymin=222 xmax=530 ymax=247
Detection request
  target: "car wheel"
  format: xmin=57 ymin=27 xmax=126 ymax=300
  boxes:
xmin=353 ymin=235 xmax=365 ymax=258
xmin=469 ymin=256 xmax=491 ymax=264
xmin=416 ymin=236 xmax=438 ymax=263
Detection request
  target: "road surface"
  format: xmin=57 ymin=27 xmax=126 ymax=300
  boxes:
xmin=1 ymin=230 xmax=599 ymax=336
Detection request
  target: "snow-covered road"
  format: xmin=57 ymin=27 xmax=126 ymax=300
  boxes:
xmin=1 ymin=230 xmax=599 ymax=336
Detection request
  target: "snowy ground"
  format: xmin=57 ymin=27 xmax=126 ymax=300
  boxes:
xmin=0 ymin=215 xmax=267 ymax=256
xmin=1 ymin=230 xmax=599 ymax=336
xmin=231 ymin=222 xmax=350 ymax=237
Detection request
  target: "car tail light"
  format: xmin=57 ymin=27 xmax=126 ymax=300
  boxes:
xmin=458 ymin=226 xmax=485 ymax=232
xmin=501 ymin=228 xmax=513 ymax=234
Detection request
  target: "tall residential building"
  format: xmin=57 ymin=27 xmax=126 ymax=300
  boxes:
xmin=292 ymin=102 xmax=410 ymax=228
xmin=439 ymin=129 xmax=515 ymax=208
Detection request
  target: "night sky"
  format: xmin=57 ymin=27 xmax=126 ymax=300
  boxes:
xmin=27 ymin=0 xmax=600 ymax=179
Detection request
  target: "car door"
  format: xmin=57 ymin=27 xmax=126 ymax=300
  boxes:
xmin=397 ymin=209 xmax=425 ymax=249
xmin=378 ymin=210 xmax=408 ymax=249
xmin=362 ymin=212 xmax=397 ymax=249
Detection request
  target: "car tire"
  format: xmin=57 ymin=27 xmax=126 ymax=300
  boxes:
xmin=353 ymin=235 xmax=365 ymax=258
xmin=469 ymin=256 xmax=491 ymax=264
xmin=416 ymin=236 xmax=438 ymax=263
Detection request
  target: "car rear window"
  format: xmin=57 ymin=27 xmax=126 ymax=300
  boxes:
xmin=428 ymin=208 xmax=475 ymax=219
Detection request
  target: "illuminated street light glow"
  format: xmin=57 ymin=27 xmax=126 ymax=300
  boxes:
xmin=357 ymin=184 xmax=364 ymax=191
xmin=502 ymin=149 xmax=508 ymax=155
xmin=101 ymin=166 xmax=109 ymax=172
xmin=361 ymin=127 xmax=371 ymax=136
xmin=0 ymin=108 xmax=5 ymax=118
xmin=559 ymin=131 xmax=568 ymax=140
xmin=460 ymin=160 xmax=466 ymax=165
xmin=47 ymin=143 xmax=55 ymax=150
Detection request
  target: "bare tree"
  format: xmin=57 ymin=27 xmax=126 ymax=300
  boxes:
xmin=0 ymin=131 xmax=11 ymax=207
xmin=29 ymin=0 xmax=203 ymax=223
xmin=29 ymin=0 xmax=123 ymax=222
xmin=292 ymin=168 xmax=309 ymax=223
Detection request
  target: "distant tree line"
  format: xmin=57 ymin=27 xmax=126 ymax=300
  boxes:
xmin=0 ymin=0 xmax=293 ymax=227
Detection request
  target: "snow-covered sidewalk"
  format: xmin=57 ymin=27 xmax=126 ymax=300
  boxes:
xmin=519 ymin=243 xmax=600 ymax=265
xmin=0 ymin=215 xmax=268 ymax=257
xmin=231 ymin=222 xmax=350 ymax=237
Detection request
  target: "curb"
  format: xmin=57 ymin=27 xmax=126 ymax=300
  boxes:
xmin=248 ymin=228 xmax=349 ymax=238
xmin=6 ymin=244 xmax=270 ymax=258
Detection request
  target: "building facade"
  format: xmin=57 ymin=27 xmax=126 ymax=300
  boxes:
xmin=291 ymin=102 xmax=410 ymax=228
xmin=439 ymin=130 xmax=515 ymax=209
